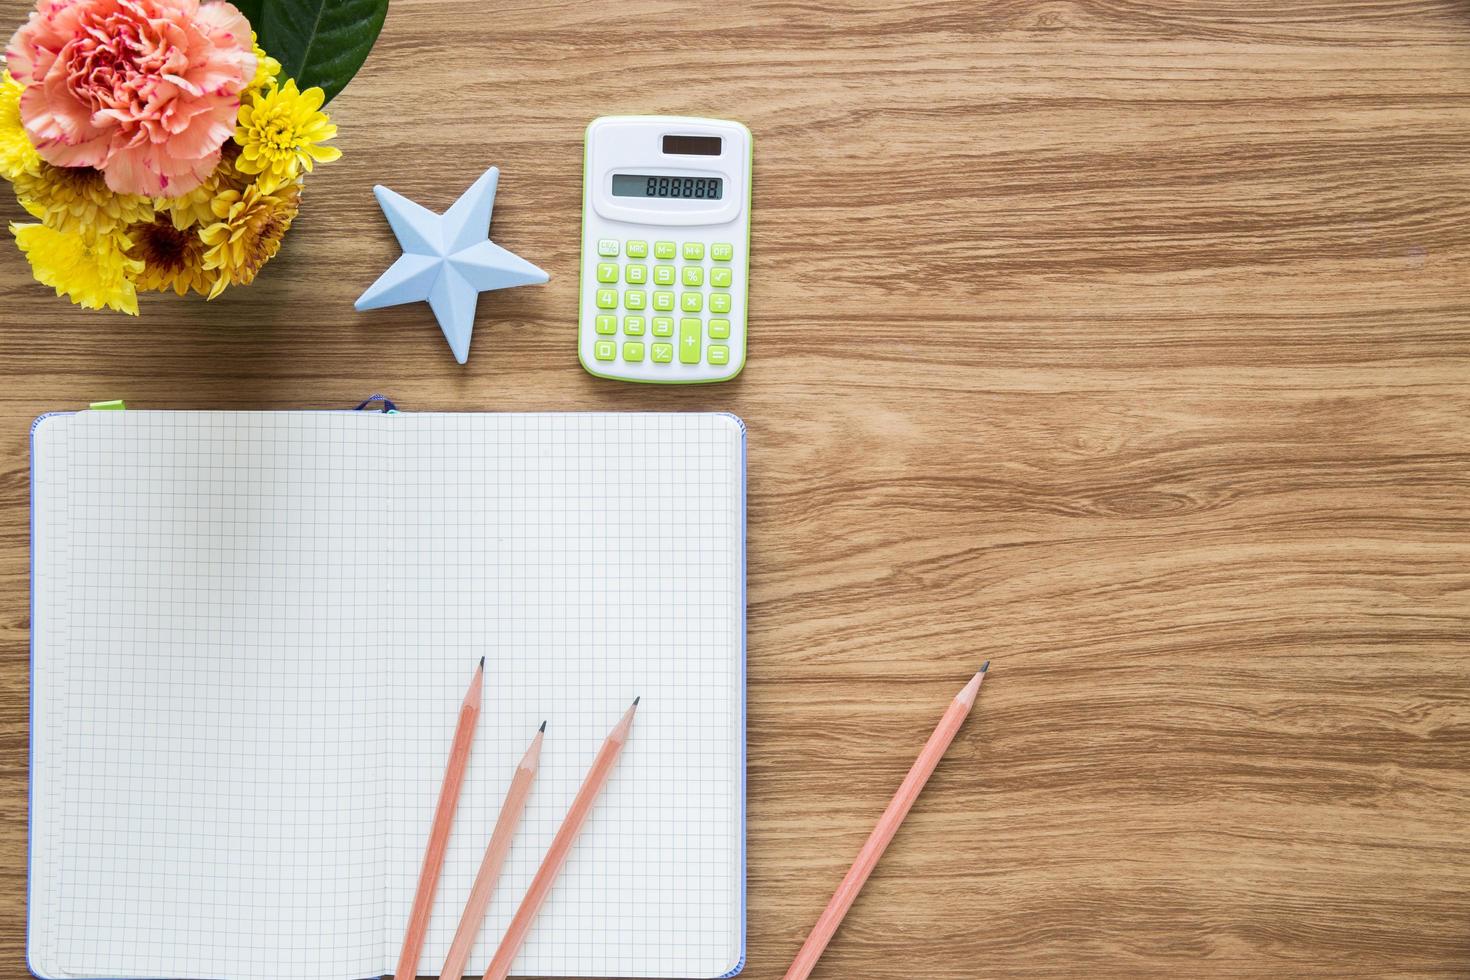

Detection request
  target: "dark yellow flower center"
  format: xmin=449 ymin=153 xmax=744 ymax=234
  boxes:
xmin=133 ymin=221 xmax=197 ymax=273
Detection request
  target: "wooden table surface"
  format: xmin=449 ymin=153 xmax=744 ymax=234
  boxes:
xmin=2 ymin=1 xmax=1469 ymax=977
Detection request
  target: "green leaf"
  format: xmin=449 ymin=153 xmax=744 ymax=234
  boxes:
xmin=232 ymin=0 xmax=264 ymax=31
xmin=246 ymin=0 xmax=388 ymax=106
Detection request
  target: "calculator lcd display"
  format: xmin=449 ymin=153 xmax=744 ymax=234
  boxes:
xmin=612 ymin=174 xmax=724 ymax=200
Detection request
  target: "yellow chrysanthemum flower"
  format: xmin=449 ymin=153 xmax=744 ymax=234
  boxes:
xmin=199 ymin=180 xmax=301 ymax=298
xmin=154 ymin=142 xmax=249 ymax=230
xmin=11 ymin=222 xmax=142 ymax=315
xmin=0 ymin=70 xmax=42 ymax=180
xmin=247 ymin=34 xmax=282 ymax=94
xmin=127 ymin=217 xmax=219 ymax=297
xmin=234 ymin=79 xmax=341 ymax=187
xmin=12 ymin=163 xmax=154 ymax=239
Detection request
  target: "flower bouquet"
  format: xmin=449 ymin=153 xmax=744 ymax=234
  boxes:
xmin=1 ymin=0 xmax=386 ymax=313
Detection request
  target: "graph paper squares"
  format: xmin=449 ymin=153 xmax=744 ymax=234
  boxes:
xmin=30 ymin=411 xmax=745 ymax=980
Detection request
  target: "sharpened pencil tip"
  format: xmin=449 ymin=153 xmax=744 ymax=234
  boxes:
xmin=478 ymin=656 xmax=485 ymax=669
xmin=981 ymin=661 xmax=990 ymax=673
xmin=539 ymin=720 xmax=546 ymax=732
xmin=633 ymin=696 xmax=641 ymax=706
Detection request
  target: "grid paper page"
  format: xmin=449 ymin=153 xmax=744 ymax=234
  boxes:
xmin=30 ymin=410 xmax=746 ymax=980
xmin=384 ymin=414 xmax=745 ymax=979
xmin=44 ymin=411 xmax=392 ymax=980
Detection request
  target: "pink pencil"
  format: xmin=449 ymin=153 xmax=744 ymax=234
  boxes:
xmin=439 ymin=722 xmax=546 ymax=980
xmin=393 ymin=658 xmax=484 ymax=980
xmin=782 ymin=664 xmax=990 ymax=980
xmin=482 ymin=698 xmax=641 ymax=980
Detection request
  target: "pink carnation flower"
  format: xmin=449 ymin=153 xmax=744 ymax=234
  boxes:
xmin=6 ymin=0 xmax=255 ymax=197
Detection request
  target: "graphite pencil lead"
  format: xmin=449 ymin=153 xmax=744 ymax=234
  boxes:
xmin=633 ymin=696 xmax=641 ymax=706
xmin=539 ymin=720 xmax=547 ymax=732
xmin=981 ymin=661 xmax=990 ymax=673
xmin=479 ymin=656 xmax=485 ymax=669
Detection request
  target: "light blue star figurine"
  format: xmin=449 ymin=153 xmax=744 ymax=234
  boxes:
xmin=355 ymin=167 xmax=549 ymax=364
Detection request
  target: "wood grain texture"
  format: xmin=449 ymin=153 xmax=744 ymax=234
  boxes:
xmin=1 ymin=0 xmax=1468 ymax=977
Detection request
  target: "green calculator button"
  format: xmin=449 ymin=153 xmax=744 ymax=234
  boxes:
xmin=681 ymin=292 xmax=703 ymax=313
xmin=651 ymin=342 xmax=674 ymax=363
xmin=654 ymin=240 xmax=677 ymax=259
xmin=652 ymin=316 xmax=674 ymax=337
xmin=682 ymin=242 xmax=705 ymax=261
xmin=624 ymin=290 xmax=647 ymax=311
xmin=596 ymin=263 xmax=618 ymax=283
xmin=711 ymin=242 xmax=734 ymax=261
xmin=682 ymin=266 xmax=704 ymax=287
xmin=708 ymin=318 xmax=730 ymax=339
xmin=653 ymin=290 xmax=675 ymax=311
xmin=625 ymin=264 xmax=648 ymax=285
xmin=709 ymin=292 xmax=731 ymax=314
xmin=595 ymin=288 xmax=617 ymax=309
xmin=593 ymin=340 xmax=616 ymax=361
xmin=597 ymin=239 xmax=619 ymax=257
xmin=623 ymin=315 xmax=645 ymax=335
xmin=622 ymin=341 xmax=645 ymax=362
xmin=710 ymin=267 xmax=733 ymax=288
xmin=653 ymin=265 xmax=676 ymax=286
xmin=708 ymin=344 xmax=730 ymax=366
xmin=679 ymin=318 xmax=701 ymax=363
xmin=595 ymin=314 xmax=617 ymax=335
xmin=625 ymin=240 xmax=648 ymax=258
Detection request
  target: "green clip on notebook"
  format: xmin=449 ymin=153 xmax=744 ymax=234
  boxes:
xmin=29 ymin=410 xmax=747 ymax=980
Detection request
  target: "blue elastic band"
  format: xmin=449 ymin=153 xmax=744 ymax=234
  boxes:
xmin=353 ymin=394 xmax=398 ymax=413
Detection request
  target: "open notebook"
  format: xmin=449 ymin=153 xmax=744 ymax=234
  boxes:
xmin=29 ymin=410 xmax=746 ymax=980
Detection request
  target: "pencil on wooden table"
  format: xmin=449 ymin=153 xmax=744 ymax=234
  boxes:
xmin=393 ymin=657 xmax=485 ymax=980
xmin=482 ymin=697 xmax=641 ymax=980
xmin=439 ymin=721 xmax=546 ymax=980
xmin=782 ymin=664 xmax=990 ymax=980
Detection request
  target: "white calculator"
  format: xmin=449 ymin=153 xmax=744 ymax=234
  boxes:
xmin=578 ymin=115 xmax=752 ymax=383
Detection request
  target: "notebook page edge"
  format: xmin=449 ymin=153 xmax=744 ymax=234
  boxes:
xmin=28 ymin=411 xmax=72 ymax=980
xmin=727 ymin=410 xmax=748 ymax=979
